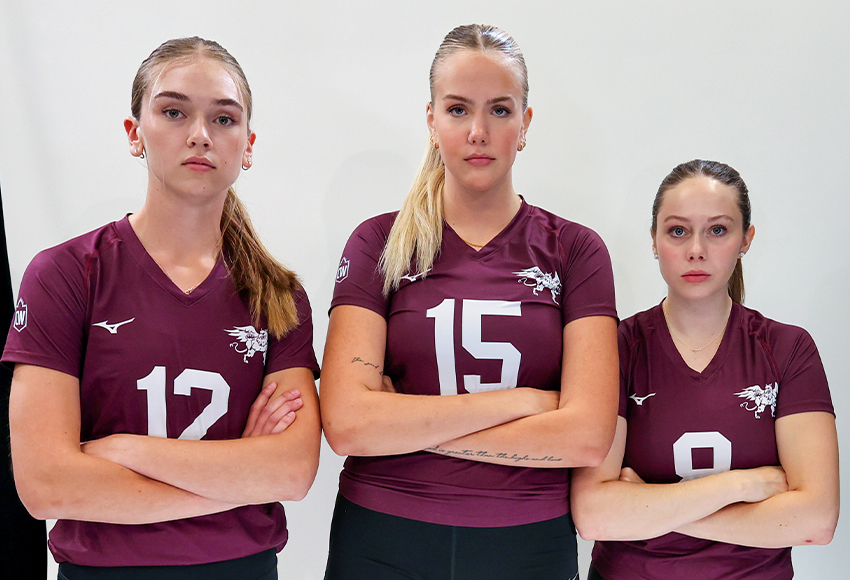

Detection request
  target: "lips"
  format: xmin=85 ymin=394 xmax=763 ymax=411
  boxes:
xmin=183 ymin=157 xmax=214 ymax=171
xmin=465 ymin=154 xmax=495 ymax=167
xmin=682 ymin=270 xmax=710 ymax=283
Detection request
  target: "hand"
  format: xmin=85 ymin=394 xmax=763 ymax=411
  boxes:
xmin=81 ymin=433 xmax=131 ymax=464
xmin=523 ymin=387 xmax=561 ymax=415
xmin=242 ymin=384 xmax=303 ymax=438
xmin=734 ymin=465 xmax=788 ymax=503
xmin=378 ymin=375 xmax=397 ymax=393
xmin=619 ymin=466 xmax=646 ymax=484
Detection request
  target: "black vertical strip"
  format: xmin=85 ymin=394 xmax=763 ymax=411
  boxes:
xmin=0 ymin=184 xmax=47 ymax=577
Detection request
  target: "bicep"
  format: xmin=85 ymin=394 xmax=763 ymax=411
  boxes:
xmin=559 ymin=315 xmax=619 ymax=422
xmin=775 ymin=411 xmax=838 ymax=499
xmin=321 ymin=305 xmax=387 ymax=401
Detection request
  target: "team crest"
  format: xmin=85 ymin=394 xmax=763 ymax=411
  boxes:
xmin=514 ymin=267 xmax=562 ymax=304
xmin=13 ymin=298 xmax=27 ymax=332
xmin=226 ymin=326 xmax=269 ymax=364
xmin=735 ymin=383 xmax=778 ymax=419
xmin=336 ymin=257 xmax=350 ymax=283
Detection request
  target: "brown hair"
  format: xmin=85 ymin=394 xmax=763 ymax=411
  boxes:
xmin=651 ymin=159 xmax=752 ymax=304
xmin=379 ymin=24 xmax=528 ymax=293
xmin=132 ymin=37 xmax=300 ymax=337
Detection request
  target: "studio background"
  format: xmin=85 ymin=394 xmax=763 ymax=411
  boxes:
xmin=1 ymin=1 xmax=847 ymax=578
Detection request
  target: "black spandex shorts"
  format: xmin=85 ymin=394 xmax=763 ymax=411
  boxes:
xmin=324 ymin=494 xmax=578 ymax=580
xmin=57 ymin=548 xmax=277 ymax=580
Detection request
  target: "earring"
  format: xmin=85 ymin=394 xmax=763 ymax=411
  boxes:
xmin=135 ymin=147 xmax=145 ymax=159
xmin=242 ymin=163 xmax=251 ymax=171
xmin=429 ymin=135 xmax=439 ymax=149
xmin=653 ymin=253 xmax=658 ymax=260
xmin=739 ymin=252 xmax=745 ymax=259
xmin=517 ymin=138 xmax=527 ymax=152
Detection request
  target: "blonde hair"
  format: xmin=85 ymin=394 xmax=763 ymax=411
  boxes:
xmin=378 ymin=24 xmax=528 ymax=294
xmin=132 ymin=37 xmax=300 ymax=337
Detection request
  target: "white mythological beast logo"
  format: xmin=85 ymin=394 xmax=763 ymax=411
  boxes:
xmin=514 ymin=267 xmax=562 ymax=304
xmin=735 ymin=383 xmax=778 ymax=419
xmin=226 ymin=326 xmax=269 ymax=364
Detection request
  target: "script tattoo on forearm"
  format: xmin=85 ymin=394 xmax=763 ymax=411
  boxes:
xmin=351 ymin=356 xmax=383 ymax=375
xmin=425 ymin=445 xmax=563 ymax=464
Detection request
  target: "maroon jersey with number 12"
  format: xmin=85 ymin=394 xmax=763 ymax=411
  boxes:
xmin=331 ymin=200 xmax=617 ymax=527
xmin=592 ymin=302 xmax=834 ymax=580
xmin=3 ymin=217 xmax=319 ymax=566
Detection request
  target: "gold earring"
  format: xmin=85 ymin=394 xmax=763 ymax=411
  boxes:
xmin=517 ymin=138 xmax=526 ymax=152
xmin=429 ymin=135 xmax=439 ymax=149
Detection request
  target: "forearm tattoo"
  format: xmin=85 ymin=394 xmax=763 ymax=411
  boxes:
xmin=425 ymin=445 xmax=563 ymax=464
xmin=351 ymin=356 xmax=382 ymax=375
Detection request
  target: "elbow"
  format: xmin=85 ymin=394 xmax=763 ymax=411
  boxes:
xmin=804 ymin=510 xmax=839 ymax=546
xmin=322 ymin=414 xmax=369 ymax=457
xmin=570 ymin=502 xmax=607 ymax=541
xmin=13 ymin=473 xmax=64 ymax=520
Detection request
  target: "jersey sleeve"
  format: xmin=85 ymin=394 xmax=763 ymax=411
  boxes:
xmin=330 ymin=214 xmax=394 ymax=318
xmin=771 ymin=326 xmax=834 ymax=418
xmin=558 ymin=226 xmax=617 ymax=326
xmin=2 ymin=247 xmax=89 ymax=378
xmin=265 ymin=288 xmax=320 ymax=378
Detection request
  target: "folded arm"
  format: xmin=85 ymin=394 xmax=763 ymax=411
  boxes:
xmin=424 ymin=315 xmax=619 ymax=468
xmin=82 ymin=367 xmax=321 ymax=505
xmin=320 ymin=305 xmax=558 ymax=457
xmin=10 ymin=364 xmax=237 ymax=524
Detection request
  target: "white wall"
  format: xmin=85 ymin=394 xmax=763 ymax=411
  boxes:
xmin=1 ymin=1 xmax=847 ymax=578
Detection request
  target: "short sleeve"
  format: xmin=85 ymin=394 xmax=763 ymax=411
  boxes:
xmin=330 ymin=214 xmax=394 ymax=318
xmin=2 ymin=248 xmax=89 ymax=377
xmin=265 ymin=288 xmax=320 ymax=378
xmin=772 ymin=328 xmax=834 ymax=418
xmin=617 ymin=325 xmax=633 ymax=418
xmin=558 ymin=226 xmax=617 ymax=327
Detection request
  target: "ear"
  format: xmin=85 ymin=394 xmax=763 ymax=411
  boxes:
xmin=426 ymin=102 xmax=436 ymax=141
xmin=242 ymin=131 xmax=256 ymax=167
xmin=521 ymin=105 xmax=532 ymax=134
xmin=650 ymin=228 xmax=658 ymax=258
xmin=124 ymin=116 xmax=144 ymax=157
xmin=739 ymin=224 xmax=755 ymax=255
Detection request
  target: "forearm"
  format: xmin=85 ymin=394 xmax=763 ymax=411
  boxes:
xmin=677 ymin=488 xmax=838 ymax=547
xmin=87 ymin=432 xmax=317 ymax=504
xmin=425 ymin=401 xmax=615 ymax=468
xmin=323 ymin=387 xmax=550 ymax=457
xmin=14 ymin=450 xmax=237 ymax=524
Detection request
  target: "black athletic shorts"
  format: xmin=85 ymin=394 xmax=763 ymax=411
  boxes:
xmin=324 ymin=494 xmax=578 ymax=580
xmin=57 ymin=548 xmax=277 ymax=580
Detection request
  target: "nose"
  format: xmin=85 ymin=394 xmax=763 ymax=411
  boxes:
xmin=188 ymin=118 xmax=211 ymax=148
xmin=687 ymin=235 xmax=706 ymax=261
xmin=468 ymin=113 xmax=488 ymax=145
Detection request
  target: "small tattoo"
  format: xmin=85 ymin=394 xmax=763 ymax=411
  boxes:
xmin=426 ymin=446 xmax=562 ymax=463
xmin=351 ymin=357 xmax=382 ymax=374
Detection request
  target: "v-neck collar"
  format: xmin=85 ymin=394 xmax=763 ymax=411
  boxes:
xmin=653 ymin=301 xmax=741 ymax=383
xmin=116 ymin=215 xmax=227 ymax=305
xmin=443 ymin=197 xmax=530 ymax=259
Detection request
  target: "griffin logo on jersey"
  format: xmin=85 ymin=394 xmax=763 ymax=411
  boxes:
xmin=735 ymin=383 xmax=778 ymax=419
xmin=513 ymin=267 xmax=562 ymax=304
xmin=226 ymin=326 xmax=269 ymax=364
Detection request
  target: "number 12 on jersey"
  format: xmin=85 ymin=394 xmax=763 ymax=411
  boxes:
xmin=426 ymin=298 xmax=522 ymax=396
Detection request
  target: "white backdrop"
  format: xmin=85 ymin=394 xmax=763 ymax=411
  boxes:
xmin=1 ymin=1 xmax=847 ymax=578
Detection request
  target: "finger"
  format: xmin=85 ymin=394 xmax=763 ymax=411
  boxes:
xmin=269 ymin=411 xmax=298 ymax=435
xmin=243 ymin=383 xmax=277 ymax=436
xmin=258 ymin=398 xmax=303 ymax=436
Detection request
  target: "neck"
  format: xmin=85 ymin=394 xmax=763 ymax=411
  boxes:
xmin=662 ymin=291 xmax=733 ymax=348
xmin=442 ymin=176 xmax=520 ymax=248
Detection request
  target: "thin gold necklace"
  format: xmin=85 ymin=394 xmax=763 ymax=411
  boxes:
xmin=662 ymin=302 xmax=729 ymax=352
xmin=457 ymin=235 xmax=485 ymax=249
xmin=150 ymin=255 xmax=200 ymax=295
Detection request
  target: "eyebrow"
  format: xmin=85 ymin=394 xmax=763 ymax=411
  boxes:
xmin=442 ymin=94 xmax=514 ymax=105
xmin=663 ymin=214 xmax=734 ymax=222
xmin=153 ymin=91 xmax=243 ymax=111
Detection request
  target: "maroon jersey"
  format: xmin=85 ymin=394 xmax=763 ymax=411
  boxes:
xmin=592 ymin=302 xmax=834 ymax=580
xmin=3 ymin=217 xmax=319 ymax=566
xmin=331 ymin=200 xmax=616 ymax=526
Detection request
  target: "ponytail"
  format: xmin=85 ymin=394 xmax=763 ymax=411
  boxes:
xmin=221 ymin=188 xmax=300 ymax=338
xmin=379 ymin=144 xmax=445 ymax=294
xmin=728 ymin=258 xmax=744 ymax=305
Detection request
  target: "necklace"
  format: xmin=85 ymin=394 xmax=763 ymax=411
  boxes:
xmin=457 ymin=235 xmax=485 ymax=249
xmin=150 ymin=255 xmax=200 ymax=295
xmin=662 ymin=302 xmax=729 ymax=352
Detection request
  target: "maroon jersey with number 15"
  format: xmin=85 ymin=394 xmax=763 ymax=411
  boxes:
xmin=3 ymin=216 xmax=319 ymax=566
xmin=331 ymin=199 xmax=617 ymax=527
xmin=592 ymin=302 xmax=834 ymax=580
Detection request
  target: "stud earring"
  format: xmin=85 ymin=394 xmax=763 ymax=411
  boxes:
xmin=739 ymin=252 xmax=745 ymax=259
xmin=653 ymin=254 xmax=658 ymax=260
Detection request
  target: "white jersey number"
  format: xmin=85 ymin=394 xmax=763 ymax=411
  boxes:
xmin=137 ymin=366 xmax=231 ymax=440
xmin=673 ymin=431 xmax=732 ymax=481
xmin=426 ymin=298 xmax=522 ymax=395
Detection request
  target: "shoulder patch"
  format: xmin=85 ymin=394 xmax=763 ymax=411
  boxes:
xmin=336 ymin=257 xmax=350 ymax=283
xmin=13 ymin=298 xmax=27 ymax=332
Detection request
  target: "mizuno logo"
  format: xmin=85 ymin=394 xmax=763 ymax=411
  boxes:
xmin=629 ymin=393 xmax=656 ymax=405
xmin=401 ymin=268 xmax=432 ymax=283
xmin=92 ymin=318 xmax=135 ymax=334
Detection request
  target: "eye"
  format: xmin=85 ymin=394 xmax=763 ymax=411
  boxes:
xmin=709 ymin=224 xmax=727 ymax=236
xmin=215 ymin=115 xmax=235 ymax=126
xmin=163 ymin=108 xmax=184 ymax=119
xmin=492 ymin=106 xmax=511 ymax=117
xmin=668 ymin=226 xmax=686 ymax=237
xmin=447 ymin=105 xmax=466 ymax=116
